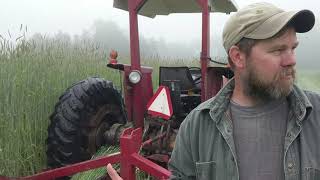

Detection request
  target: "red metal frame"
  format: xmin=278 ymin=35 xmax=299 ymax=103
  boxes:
xmin=206 ymin=67 xmax=227 ymax=99
xmin=122 ymin=64 xmax=153 ymax=126
xmin=120 ymin=128 xmax=171 ymax=180
xmin=197 ymin=0 xmax=211 ymax=101
xmin=21 ymin=154 xmax=121 ymax=180
xmin=127 ymin=0 xmax=148 ymax=128
xmin=2 ymin=128 xmax=171 ymax=180
xmin=126 ymin=0 xmax=215 ymax=129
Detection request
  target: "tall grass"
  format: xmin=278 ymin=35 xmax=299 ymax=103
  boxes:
xmin=0 ymin=34 xmax=319 ymax=178
xmin=0 ymin=36 xmax=120 ymax=176
xmin=0 ymin=35 xmax=193 ymax=177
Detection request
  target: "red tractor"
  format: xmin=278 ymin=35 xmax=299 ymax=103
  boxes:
xmin=1 ymin=0 xmax=237 ymax=179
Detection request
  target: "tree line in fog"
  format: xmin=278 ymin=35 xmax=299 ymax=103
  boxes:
xmin=28 ymin=18 xmax=320 ymax=69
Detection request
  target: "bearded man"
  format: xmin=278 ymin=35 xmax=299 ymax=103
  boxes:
xmin=168 ymin=2 xmax=320 ymax=180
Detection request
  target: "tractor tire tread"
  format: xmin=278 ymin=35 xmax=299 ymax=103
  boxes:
xmin=46 ymin=77 xmax=125 ymax=169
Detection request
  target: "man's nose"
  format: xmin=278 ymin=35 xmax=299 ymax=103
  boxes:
xmin=281 ymin=51 xmax=296 ymax=67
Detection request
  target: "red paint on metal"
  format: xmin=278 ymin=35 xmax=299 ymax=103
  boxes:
xmin=130 ymin=153 xmax=171 ymax=179
xmin=21 ymin=153 xmax=121 ymax=180
xmin=120 ymin=128 xmax=141 ymax=180
xmin=206 ymin=67 xmax=224 ymax=98
xmin=123 ymin=65 xmax=153 ymax=126
xmin=128 ymin=0 xmax=144 ymax=70
xmin=120 ymin=128 xmax=171 ymax=180
xmin=197 ymin=0 xmax=210 ymax=101
xmin=127 ymin=0 xmax=149 ymax=128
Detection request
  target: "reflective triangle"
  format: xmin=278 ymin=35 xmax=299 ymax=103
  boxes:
xmin=146 ymin=86 xmax=173 ymax=120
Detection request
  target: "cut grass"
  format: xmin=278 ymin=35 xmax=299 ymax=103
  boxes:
xmin=71 ymin=146 xmax=154 ymax=180
xmin=71 ymin=146 xmax=120 ymax=180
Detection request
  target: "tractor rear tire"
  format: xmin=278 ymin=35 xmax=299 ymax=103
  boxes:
xmin=46 ymin=77 xmax=126 ymax=169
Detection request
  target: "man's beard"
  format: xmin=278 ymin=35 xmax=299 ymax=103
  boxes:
xmin=242 ymin=63 xmax=296 ymax=102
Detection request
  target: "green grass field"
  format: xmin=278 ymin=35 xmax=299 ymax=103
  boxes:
xmin=0 ymin=38 xmax=320 ymax=178
xmin=0 ymin=38 xmax=192 ymax=178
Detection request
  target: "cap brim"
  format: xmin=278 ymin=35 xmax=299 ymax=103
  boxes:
xmin=245 ymin=9 xmax=315 ymax=39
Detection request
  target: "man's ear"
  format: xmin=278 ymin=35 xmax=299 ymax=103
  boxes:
xmin=228 ymin=45 xmax=246 ymax=69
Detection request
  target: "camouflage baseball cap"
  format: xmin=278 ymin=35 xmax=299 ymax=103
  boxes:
xmin=222 ymin=2 xmax=315 ymax=52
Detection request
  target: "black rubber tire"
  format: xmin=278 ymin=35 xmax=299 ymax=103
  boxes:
xmin=46 ymin=77 xmax=126 ymax=169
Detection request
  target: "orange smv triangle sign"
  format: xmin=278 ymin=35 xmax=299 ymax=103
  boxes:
xmin=146 ymin=86 xmax=173 ymax=120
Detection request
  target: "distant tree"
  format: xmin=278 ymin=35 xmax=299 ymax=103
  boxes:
xmin=54 ymin=31 xmax=71 ymax=44
xmin=91 ymin=19 xmax=129 ymax=56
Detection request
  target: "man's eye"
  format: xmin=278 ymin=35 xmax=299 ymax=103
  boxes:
xmin=272 ymin=49 xmax=282 ymax=54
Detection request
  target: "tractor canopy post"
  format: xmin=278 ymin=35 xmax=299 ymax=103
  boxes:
xmin=197 ymin=0 xmax=210 ymax=102
xmin=128 ymin=0 xmax=148 ymax=128
xmin=128 ymin=0 xmax=146 ymax=70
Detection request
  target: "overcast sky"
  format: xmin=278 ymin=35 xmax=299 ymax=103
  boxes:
xmin=0 ymin=0 xmax=319 ymax=43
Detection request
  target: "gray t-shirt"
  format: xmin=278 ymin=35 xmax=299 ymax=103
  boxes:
xmin=230 ymin=98 xmax=288 ymax=180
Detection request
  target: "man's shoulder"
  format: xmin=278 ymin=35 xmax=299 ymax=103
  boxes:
xmin=303 ymin=90 xmax=320 ymax=107
xmin=303 ymin=90 xmax=320 ymax=99
xmin=292 ymin=85 xmax=320 ymax=109
xmin=300 ymin=90 xmax=320 ymax=124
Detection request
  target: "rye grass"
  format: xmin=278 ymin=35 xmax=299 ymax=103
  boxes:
xmin=0 ymin=36 xmax=191 ymax=177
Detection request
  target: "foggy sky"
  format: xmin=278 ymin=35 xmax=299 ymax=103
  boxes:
xmin=1 ymin=0 xmax=319 ymax=43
